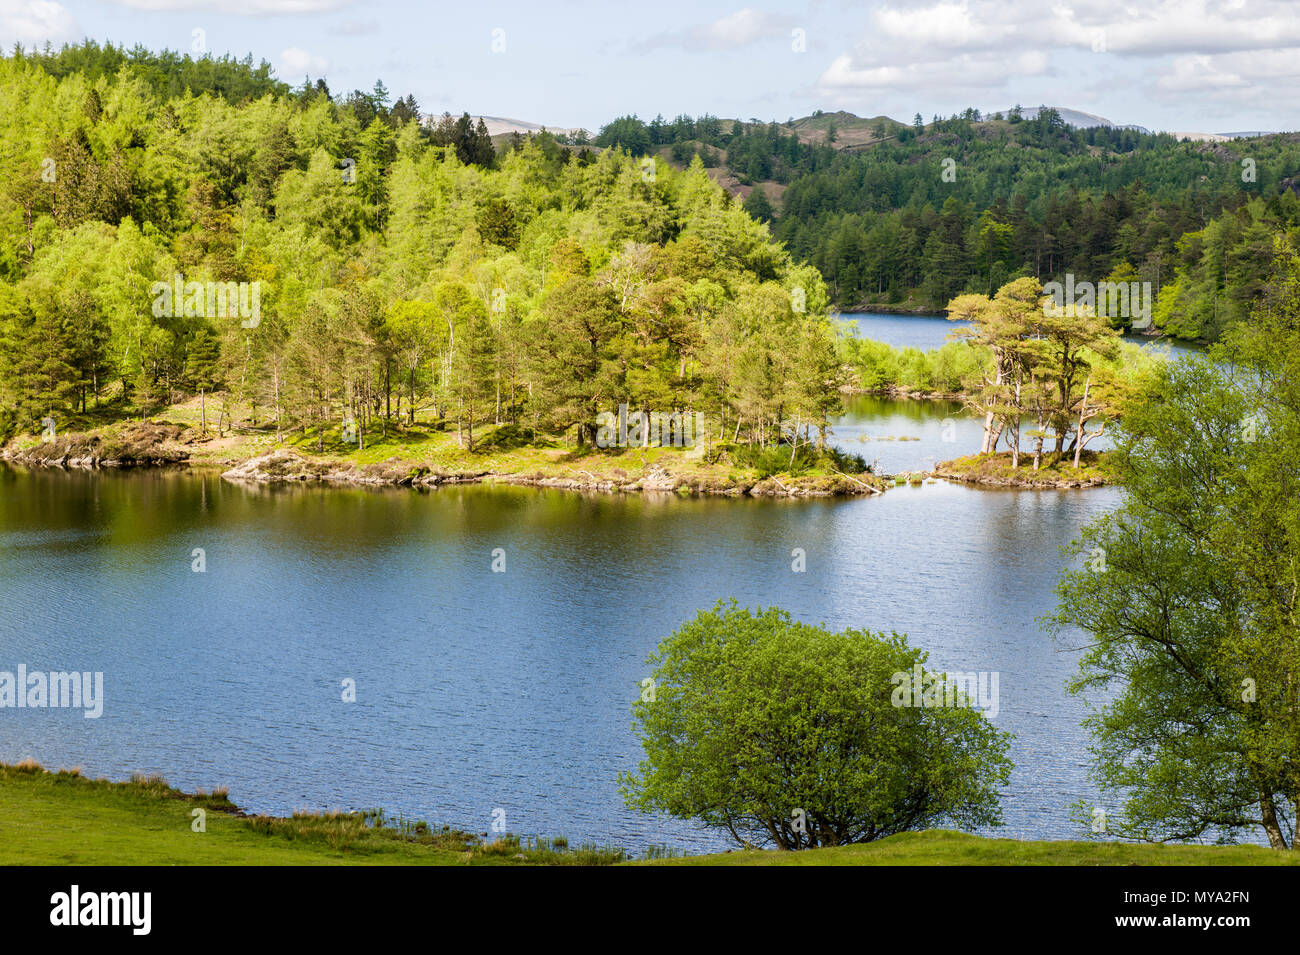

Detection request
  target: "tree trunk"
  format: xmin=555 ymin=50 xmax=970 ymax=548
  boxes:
xmin=1009 ymin=376 xmax=1022 ymax=468
xmin=1261 ymin=792 xmax=1290 ymax=850
xmin=1073 ymin=377 xmax=1091 ymax=469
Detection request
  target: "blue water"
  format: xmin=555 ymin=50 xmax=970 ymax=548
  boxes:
xmin=0 ymin=468 xmax=1116 ymax=853
xmin=0 ymin=315 xmax=1203 ymax=855
xmin=839 ymin=310 xmax=1202 ymax=358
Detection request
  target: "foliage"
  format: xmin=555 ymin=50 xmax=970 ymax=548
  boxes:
xmin=0 ymin=48 xmax=841 ymax=453
xmin=621 ymin=601 xmax=1013 ymax=849
xmin=1046 ymin=242 xmax=1300 ymax=848
xmin=604 ymin=104 xmax=1300 ymax=341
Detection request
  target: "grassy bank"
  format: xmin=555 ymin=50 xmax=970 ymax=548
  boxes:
xmin=0 ymin=395 xmax=884 ymax=497
xmin=5 ymin=762 xmax=1295 ymax=866
xmin=0 ymin=761 xmax=624 ymax=866
xmin=638 ymin=829 xmax=1298 ymax=865
xmin=934 ymin=450 xmax=1114 ymax=488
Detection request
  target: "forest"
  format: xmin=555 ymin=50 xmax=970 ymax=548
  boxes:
xmin=596 ymin=107 xmax=1300 ymax=341
xmin=0 ymin=43 xmax=842 ymax=455
xmin=6 ymin=39 xmax=1297 ymax=456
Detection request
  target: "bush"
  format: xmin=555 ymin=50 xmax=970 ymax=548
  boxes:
xmin=727 ymin=442 xmax=869 ymax=478
xmin=621 ymin=601 xmax=1014 ymax=849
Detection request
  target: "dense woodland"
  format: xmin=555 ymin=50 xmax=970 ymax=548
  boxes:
xmin=7 ymin=40 xmax=1299 ymax=453
xmin=598 ymin=108 xmax=1300 ymax=341
xmin=0 ymin=43 xmax=842 ymax=452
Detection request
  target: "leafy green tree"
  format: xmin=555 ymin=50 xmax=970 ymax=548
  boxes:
xmin=184 ymin=329 xmax=221 ymax=433
xmin=529 ymin=276 xmax=622 ymax=445
xmin=476 ymin=197 xmax=519 ymax=249
xmin=449 ymin=297 xmax=496 ymax=450
xmin=622 ymin=601 xmax=1013 ymax=849
xmin=742 ymin=186 xmax=774 ymax=224
xmin=1048 ymin=246 xmax=1300 ymax=848
xmin=595 ymin=115 xmax=651 ymax=155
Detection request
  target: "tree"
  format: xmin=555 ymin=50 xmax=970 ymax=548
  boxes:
xmin=742 ymin=186 xmax=774 ymax=224
xmin=1047 ymin=245 xmax=1300 ymax=848
xmin=386 ymin=300 xmax=434 ymax=425
xmin=476 ymin=197 xmax=519 ymax=249
xmin=184 ymin=329 xmax=221 ymax=434
xmin=948 ymin=276 xmax=1125 ymax=467
xmin=621 ymin=601 xmax=1013 ymax=849
xmin=449 ymin=297 xmax=496 ymax=450
xmin=947 ymin=279 xmax=1038 ymax=459
xmin=595 ymin=115 xmax=652 ymax=155
xmin=529 ymin=276 xmax=623 ymax=446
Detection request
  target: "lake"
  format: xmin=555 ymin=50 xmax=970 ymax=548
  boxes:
xmin=838 ymin=309 xmax=1201 ymax=359
xmin=0 ymin=312 xmax=1163 ymax=853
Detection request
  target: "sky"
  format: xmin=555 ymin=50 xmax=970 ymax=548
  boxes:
xmin=1 ymin=0 xmax=1297 ymax=135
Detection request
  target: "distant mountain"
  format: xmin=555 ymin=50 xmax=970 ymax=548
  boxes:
xmin=1008 ymin=105 xmax=1150 ymax=134
xmin=1004 ymin=107 xmax=1279 ymax=142
xmin=419 ymin=114 xmax=586 ymax=138
xmin=474 ymin=115 xmax=586 ymax=138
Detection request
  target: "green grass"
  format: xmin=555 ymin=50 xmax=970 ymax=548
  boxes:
xmin=5 ymin=393 xmax=886 ymax=496
xmin=934 ymin=450 xmax=1114 ymax=487
xmin=0 ymin=761 xmax=623 ymax=866
xmin=640 ymin=830 xmax=1300 ymax=866
xmin=6 ymin=762 xmax=1296 ymax=866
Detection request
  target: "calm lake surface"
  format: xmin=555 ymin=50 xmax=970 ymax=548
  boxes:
xmin=0 ymin=312 xmax=1175 ymax=853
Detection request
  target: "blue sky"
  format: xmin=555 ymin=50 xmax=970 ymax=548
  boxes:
xmin=2 ymin=1 xmax=1298 ymax=134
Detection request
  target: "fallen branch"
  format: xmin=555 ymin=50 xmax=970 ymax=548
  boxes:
xmin=832 ymin=466 xmax=883 ymax=494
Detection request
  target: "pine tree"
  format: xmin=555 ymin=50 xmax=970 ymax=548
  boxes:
xmin=184 ymin=330 xmax=221 ymax=434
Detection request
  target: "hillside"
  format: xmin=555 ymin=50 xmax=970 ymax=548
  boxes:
xmin=591 ymin=106 xmax=1300 ymax=337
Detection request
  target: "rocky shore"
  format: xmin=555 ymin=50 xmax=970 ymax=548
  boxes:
xmin=0 ymin=422 xmax=190 ymax=469
xmin=220 ymin=449 xmax=885 ymax=498
xmin=929 ymin=466 xmax=1107 ymax=489
xmin=928 ymin=451 xmax=1111 ymax=489
xmin=4 ymin=423 xmax=1106 ymax=495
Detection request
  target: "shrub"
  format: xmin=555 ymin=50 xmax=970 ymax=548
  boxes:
xmin=621 ymin=601 xmax=1013 ymax=849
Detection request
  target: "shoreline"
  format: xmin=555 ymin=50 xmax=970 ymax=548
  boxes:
xmin=2 ymin=420 xmax=1114 ymax=495
xmin=0 ymin=424 xmax=888 ymax=499
xmin=3 ymin=759 xmax=1288 ymax=865
xmin=928 ymin=450 xmax=1112 ymax=489
xmin=838 ymin=303 xmax=947 ymax=317
xmin=218 ymin=448 xmax=887 ymax=498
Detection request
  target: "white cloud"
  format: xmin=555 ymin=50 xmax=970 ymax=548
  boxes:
xmin=277 ymin=46 xmax=329 ymax=78
xmin=1156 ymin=54 xmax=1249 ymax=92
xmin=638 ymin=7 xmax=797 ymax=53
xmin=102 ymin=0 xmax=350 ymax=13
xmin=820 ymin=48 xmax=1047 ymax=93
xmin=0 ymin=0 xmax=79 ymax=47
xmin=874 ymin=2 xmax=1013 ymax=49
xmin=818 ymin=0 xmax=1300 ymax=109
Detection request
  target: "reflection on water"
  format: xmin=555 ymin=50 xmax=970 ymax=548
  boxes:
xmin=832 ymin=395 xmax=977 ymax=474
xmin=1 ymin=459 xmax=1119 ymax=852
xmin=0 ymin=317 xmax=1210 ymax=854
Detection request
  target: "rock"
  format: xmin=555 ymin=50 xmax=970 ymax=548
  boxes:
xmin=1 ymin=421 xmax=187 ymax=469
